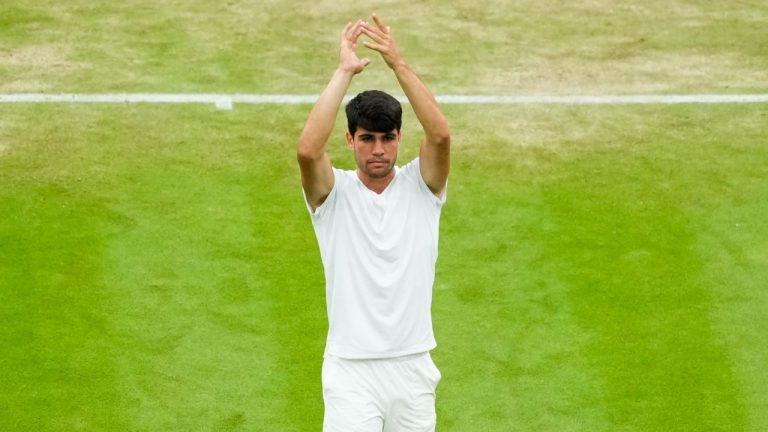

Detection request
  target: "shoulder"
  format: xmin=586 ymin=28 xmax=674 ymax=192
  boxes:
xmin=306 ymin=166 xmax=355 ymax=218
xmin=398 ymin=158 xmax=422 ymax=180
xmin=398 ymin=158 xmax=447 ymax=205
xmin=332 ymin=166 xmax=356 ymax=188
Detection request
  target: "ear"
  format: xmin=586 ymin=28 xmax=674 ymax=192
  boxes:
xmin=346 ymin=131 xmax=354 ymax=150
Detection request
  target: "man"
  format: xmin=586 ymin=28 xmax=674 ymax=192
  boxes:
xmin=297 ymin=13 xmax=450 ymax=431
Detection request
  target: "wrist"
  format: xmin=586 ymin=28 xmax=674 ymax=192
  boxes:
xmin=335 ymin=66 xmax=357 ymax=79
xmin=390 ymin=61 xmax=409 ymax=72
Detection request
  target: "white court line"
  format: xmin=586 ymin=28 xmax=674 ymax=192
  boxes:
xmin=1 ymin=93 xmax=768 ymax=109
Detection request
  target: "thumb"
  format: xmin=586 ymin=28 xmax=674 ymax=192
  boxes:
xmin=361 ymin=58 xmax=371 ymax=67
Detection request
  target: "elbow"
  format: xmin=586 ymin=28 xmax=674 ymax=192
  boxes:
xmin=438 ymin=131 xmax=451 ymax=146
xmin=296 ymin=148 xmax=316 ymax=165
xmin=430 ymin=130 xmax=451 ymax=147
xmin=430 ymin=119 xmax=451 ymax=146
xmin=297 ymin=141 xmax=323 ymax=165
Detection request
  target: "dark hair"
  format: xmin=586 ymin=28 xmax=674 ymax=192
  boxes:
xmin=345 ymin=90 xmax=402 ymax=135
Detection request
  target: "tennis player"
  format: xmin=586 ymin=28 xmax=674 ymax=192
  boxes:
xmin=297 ymin=13 xmax=450 ymax=431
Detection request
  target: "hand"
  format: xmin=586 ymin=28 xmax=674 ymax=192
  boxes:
xmin=360 ymin=14 xmax=406 ymax=70
xmin=339 ymin=20 xmax=371 ymax=74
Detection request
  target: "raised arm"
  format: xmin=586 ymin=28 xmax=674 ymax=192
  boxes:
xmin=298 ymin=21 xmax=371 ymax=210
xmin=360 ymin=14 xmax=450 ymax=196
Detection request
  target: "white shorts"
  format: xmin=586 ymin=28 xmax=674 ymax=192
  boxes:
xmin=322 ymin=352 xmax=442 ymax=432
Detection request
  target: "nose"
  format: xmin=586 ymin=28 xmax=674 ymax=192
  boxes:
xmin=372 ymin=138 xmax=385 ymax=156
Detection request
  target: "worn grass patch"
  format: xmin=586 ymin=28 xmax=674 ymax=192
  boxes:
xmin=1 ymin=0 xmax=767 ymax=93
xmin=2 ymin=0 xmax=768 ymax=431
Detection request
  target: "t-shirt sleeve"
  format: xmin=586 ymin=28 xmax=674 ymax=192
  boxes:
xmin=404 ymin=158 xmax=447 ymax=207
xmin=303 ymin=167 xmax=345 ymax=219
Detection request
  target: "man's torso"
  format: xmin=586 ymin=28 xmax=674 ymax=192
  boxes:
xmin=306 ymin=158 xmax=446 ymax=359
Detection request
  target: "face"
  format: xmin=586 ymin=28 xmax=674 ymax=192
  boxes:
xmin=346 ymin=127 xmax=401 ymax=180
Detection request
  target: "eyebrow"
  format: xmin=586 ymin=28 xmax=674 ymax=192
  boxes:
xmin=357 ymin=132 xmax=396 ymax=139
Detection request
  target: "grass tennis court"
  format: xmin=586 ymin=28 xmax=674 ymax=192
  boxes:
xmin=2 ymin=1 xmax=768 ymax=431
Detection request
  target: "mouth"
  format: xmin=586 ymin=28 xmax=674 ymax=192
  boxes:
xmin=367 ymin=160 xmax=389 ymax=167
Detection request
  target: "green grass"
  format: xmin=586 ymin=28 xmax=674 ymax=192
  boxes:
xmin=2 ymin=0 xmax=768 ymax=430
xmin=2 ymin=0 xmax=768 ymax=93
xmin=2 ymin=103 xmax=767 ymax=431
xmin=434 ymin=104 xmax=768 ymax=431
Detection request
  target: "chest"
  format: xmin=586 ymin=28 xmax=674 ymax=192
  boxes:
xmin=336 ymin=180 xmax=433 ymax=252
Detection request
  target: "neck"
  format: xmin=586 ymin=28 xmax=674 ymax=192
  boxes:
xmin=356 ymin=169 xmax=396 ymax=194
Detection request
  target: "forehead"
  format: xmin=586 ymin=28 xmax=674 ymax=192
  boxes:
xmin=354 ymin=127 xmax=399 ymax=137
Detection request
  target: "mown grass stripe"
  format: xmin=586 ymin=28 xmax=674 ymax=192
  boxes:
xmin=1 ymin=93 xmax=768 ymax=108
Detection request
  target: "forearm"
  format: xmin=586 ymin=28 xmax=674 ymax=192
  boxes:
xmin=298 ymin=68 xmax=355 ymax=159
xmin=393 ymin=61 xmax=450 ymax=194
xmin=392 ymin=63 xmax=450 ymax=144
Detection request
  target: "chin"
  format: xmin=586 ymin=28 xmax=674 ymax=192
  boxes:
xmin=366 ymin=166 xmax=393 ymax=179
xmin=367 ymin=170 xmax=390 ymax=179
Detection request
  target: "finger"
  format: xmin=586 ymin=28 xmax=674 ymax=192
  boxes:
xmin=361 ymin=58 xmax=371 ymax=67
xmin=360 ymin=25 xmax=386 ymax=44
xmin=342 ymin=21 xmax=352 ymax=38
xmin=350 ymin=24 xmax=365 ymax=42
xmin=362 ymin=40 xmax=384 ymax=52
xmin=371 ymin=13 xmax=388 ymax=33
xmin=345 ymin=20 xmax=363 ymax=40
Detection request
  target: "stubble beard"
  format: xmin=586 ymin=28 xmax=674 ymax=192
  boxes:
xmin=360 ymin=159 xmax=395 ymax=179
xmin=355 ymin=149 xmax=396 ymax=179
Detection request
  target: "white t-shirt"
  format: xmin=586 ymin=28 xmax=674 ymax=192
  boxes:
xmin=305 ymin=158 xmax=446 ymax=359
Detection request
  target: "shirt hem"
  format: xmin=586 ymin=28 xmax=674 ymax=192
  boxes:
xmin=324 ymin=342 xmax=437 ymax=360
